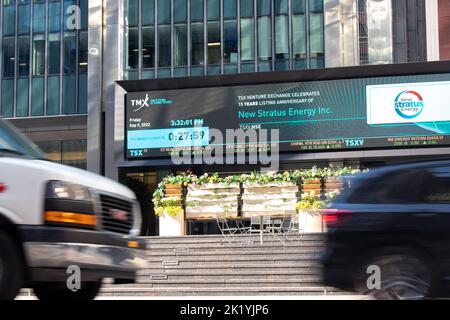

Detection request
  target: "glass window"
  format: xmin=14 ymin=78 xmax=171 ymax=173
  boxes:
xmin=309 ymin=13 xmax=324 ymax=55
xmin=47 ymin=76 xmax=60 ymax=115
xmin=63 ymin=75 xmax=76 ymax=114
xmin=240 ymin=18 xmax=254 ymax=61
xmin=36 ymin=140 xmax=62 ymax=163
xmin=274 ymin=0 xmax=288 ymax=15
xmin=126 ymin=27 xmax=139 ymax=69
xmin=31 ymin=77 xmax=44 ymax=116
xmin=33 ymin=2 xmax=45 ymax=33
xmin=224 ymin=0 xmax=237 ymax=19
xmin=18 ymin=2 xmax=31 ymax=34
xmin=63 ymin=32 xmax=77 ymax=74
xmin=309 ymin=0 xmax=323 ymax=13
xmin=142 ymin=26 xmax=155 ymax=68
xmin=126 ymin=0 xmax=139 ymax=26
xmin=1 ymin=79 xmax=14 ymax=117
xmin=79 ymin=31 xmax=88 ymax=72
xmin=125 ymin=70 xmax=139 ymax=80
xmin=48 ymin=33 xmax=61 ymax=74
xmin=78 ymin=73 xmax=87 ymax=113
xmin=3 ymin=5 xmax=15 ymax=36
xmin=142 ymin=0 xmax=155 ymax=26
xmin=158 ymin=25 xmax=171 ymax=67
xmin=158 ymin=0 xmax=170 ymax=24
xmin=224 ymin=20 xmax=237 ymax=63
xmin=191 ymin=22 xmax=204 ymax=65
xmin=207 ymin=21 xmax=220 ymax=65
xmin=240 ymin=62 xmax=255 ymax=73
xmin=141 ymin=69 xmax=154 ymax=79
xmin=174 ymin=24 xmax=187 ymax=67
xmin=257 ymin=16 xmax=271 ymax=60
xmin=293 ymin=0 xmax=305 ymax=13
xmin=207 ymin=65 xmax=220 ymax=75
xmin=18 ymin=36 xmax=30 ymax=76
xmin=240 ymin=0 xmax=253 ymax=18
xmin=293 ymin=14 xmax=306 ymax=60
xmin=275 ymin=15 xmax=288 ymax=60
xmin=80 ymin=0 xmax=88 ymax=30
xmin=174 ymin=0 xmax=187 ymax=23
xmin=62 ymin=140 xmax=87 ymax=170
xmin=157 ymin=68 xmax=170 ymax=78
xmin=190 ymin=0 xmax=203 ymax=22
xmin=16 ymin=78 xmax=29 ymax=117
xmin=423 ymin=167 xmax=450 ymax=203
xmin=48 ymin=1 xmax=61 ymax=32
xmin=174 ymin=67 xmax=187 ymax=77
xmin=257 ymin=0 xmax=271 ymax=16
xmin=190 ymin=66 xmax=203 ymax=76
xmin=3 ymin=37 xmax=15 ymax=78
xmin=224 ymin=64 xmax=237 ymax=74
xmin=207 ymin=0 xmax=219 ymax=21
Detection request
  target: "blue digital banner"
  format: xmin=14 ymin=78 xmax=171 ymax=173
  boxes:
xmin=128 ymin=127 xmax=210 ymax=149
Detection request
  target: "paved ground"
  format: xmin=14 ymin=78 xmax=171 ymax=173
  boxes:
xmin=16 ymin=295 xmax=371 ymax=300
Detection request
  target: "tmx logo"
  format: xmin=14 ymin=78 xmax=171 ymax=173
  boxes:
xmin=131 ymin=94 xmax=150 ymax=112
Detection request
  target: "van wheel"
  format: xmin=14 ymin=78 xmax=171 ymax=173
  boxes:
xmin=33 ymin=281 xmax=102 ymax=300
xmin=0 ymin=231 xmax=24 ymax=300
xmin=354 ymin=250 xmax=431 ymax=300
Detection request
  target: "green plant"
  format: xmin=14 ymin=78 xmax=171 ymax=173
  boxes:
xmin=296 ymin=195 xmax=326 ymax=212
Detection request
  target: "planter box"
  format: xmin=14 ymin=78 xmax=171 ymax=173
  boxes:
xmin=243 ymin=182 xmax=296 ymax=188
xmin=298 ymin=210 xmax=326 ymax=233
xmin=159 ymin=211 xmax=185 ymax=236
xmin=242 ymin=211 xmax=295 ymax=218
xmin=303 ymin=178 xmax=322 ymax=184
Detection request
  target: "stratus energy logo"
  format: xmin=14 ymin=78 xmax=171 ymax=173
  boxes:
xmin=394 ymin=90 xmax=424 ymax=120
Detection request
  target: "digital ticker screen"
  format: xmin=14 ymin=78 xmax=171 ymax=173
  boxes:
xmin=125 ymin=73 xmax=450 ymax=159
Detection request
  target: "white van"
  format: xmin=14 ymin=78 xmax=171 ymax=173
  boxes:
xmin=0 ymin=118 xmax=147 ymax=300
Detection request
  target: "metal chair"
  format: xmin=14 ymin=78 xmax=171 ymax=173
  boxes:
xmin=266 ymin=217 xmax=292 ymax=245
xmin=216 ymin=214 xmax=251 ymax=246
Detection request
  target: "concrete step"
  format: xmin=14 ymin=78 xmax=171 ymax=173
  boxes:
xmin=146 ymin=248 xmax=324 ymax=257
xmin=147 ymin=259 xmax=322 ymax=268
xmin=137 ymin=278 xmax=326 ymax=288
xmin=146 ymin=241 xmax=325 ymax=250
xmin=146 ymin=253 xmax=322 ymax=263
xmin=98 ymin=286 xmax=347 ymax=296
xmin=136 ymin=272 xmax=323 ymax=282
xmin=144 ymin=234 xmax=326 ymax=244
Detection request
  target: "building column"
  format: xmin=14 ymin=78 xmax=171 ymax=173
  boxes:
xmin=366 ymin=0 xmax=393 ymax=64
xmin=324 ymin=0 xmax=358 ymax=68
xmin=426 ymin=0 xmax=440 ymax=61
xmin=87 ymin=0 xmax=124 ymax=180
xmin=87 ymin=0 xmax=103 ymax=174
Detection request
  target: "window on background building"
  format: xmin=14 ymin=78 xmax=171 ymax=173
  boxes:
xmin=126 ymin=28 xmax=139 ymax=70
xmin=64 ymin=32 xmax=77 ymax=74
xmin=63 ymin=75 xmax=76 ymax=114
xmin=78 ymin=73 xmax=87 ymax=113
xmin=142 ymin=26 xmax=155 ymax=68
xmin=191 ymin=22 xmax=204 ymax=68
xmin=48 ymin=33 xmax=61 ymax=74
xmin=292 ymin=13 xmax=306 ymax=69
xmin=33 ymin=1 xmax=46 ymax=33
xmin=1 ymin=79 xmax=14 ymax=118
xmin=158 ymin=0 xmax=170 ymax=24
xmin=158 ymin=25 xmax=171 ymax=68
xmin=18 ymin=0 xmax=31 ymax=35
xmin=3 ymin=2 xmax=15 ymax=36
xmin=142 ymin=0 xmax=155 ymax=25
xmin=126 ymin=0 xmax=139 ymax=27
xmin=35 ymin=140 xmax=87 ymax=170
xmin=224 ymin=21 xmax=238 ymax=64
xmin=79 ymin=31 xmax=88 ymax=73
xmin=47 ymin=76 xmax=60 ymax=115
xmin=33 ymin=34 xmax=45 ymax=75
xmin=31 ymin=77 xmax=44 ymax=116
xmin=240 ymin=18 xmax=254 ymax=62
xmin=3 ymin=37 xmax=15 ymax=78
xmin=257 ymin=0 xmax=272 ymax=72
xmin=18 ymin=36 xmax=30 ymax=76
xmin=207 ymin=21 xmax=221 ymax=70
xmin=309 ymin=0 xmax=324 ymax=68
xmin=207 ymin=0 xmax=220 ymax=21
xmin=275 ymin=0 xmax=289 ymax=71
xmin=191 ymin=0 xmax=203 ymax=22
xmin=48 ymin=0 xmax=61 ymax=32
xmin=224 ymin=0 xmax=237 ymax=19
xmin=174 ymin=24 xmax=188 ymax=68
xmin=16 ymin=78 xmax=29 ymax=117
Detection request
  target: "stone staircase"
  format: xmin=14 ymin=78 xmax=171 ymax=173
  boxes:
xmin=98 ymin=233 xmax=351 ymax=297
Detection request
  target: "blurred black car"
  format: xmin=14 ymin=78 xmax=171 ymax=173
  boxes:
xmin=321 ymin=160 xmax=450 ymax=299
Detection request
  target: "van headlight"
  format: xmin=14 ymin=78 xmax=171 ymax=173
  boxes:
xmin=45 ymin=181 xmax=92 ymax=202
xmin=44 ymin=181 xmax=96 ymax=228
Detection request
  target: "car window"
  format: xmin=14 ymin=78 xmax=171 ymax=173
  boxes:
xmin=422 ymin=166 xmax=450 ymax=203
xmin=0 ymin=118 xmax=45 ymax=159
xmin=347 ymin=168 xmax=426 ymax=204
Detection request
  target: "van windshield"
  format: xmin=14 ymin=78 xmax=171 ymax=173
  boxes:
xmin=0 ymin=118 xmax=46 ymax=160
